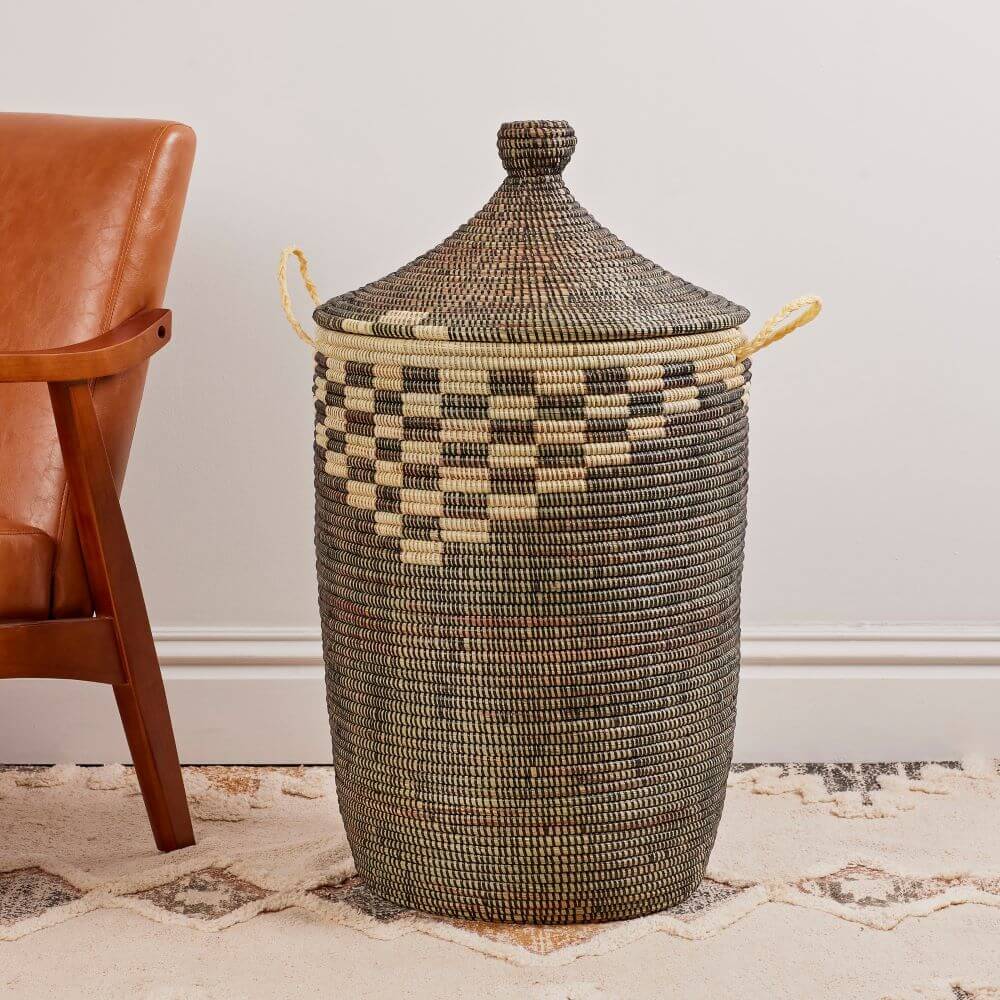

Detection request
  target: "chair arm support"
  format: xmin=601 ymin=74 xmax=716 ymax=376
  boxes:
xmin=0 ymin=309 xmax=171 ymax=382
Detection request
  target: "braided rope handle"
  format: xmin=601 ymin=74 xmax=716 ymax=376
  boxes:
xmin=278 ymin=246 xmax=322 ymax=348
xmin=736 ymin=295 xmax=823 ymax=362
xmin=280 ymin=245 xmax=821 ymax=363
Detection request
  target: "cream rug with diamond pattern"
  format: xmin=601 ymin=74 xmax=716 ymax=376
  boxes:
xmin=2 ymin=761 xmax=999 ymax=999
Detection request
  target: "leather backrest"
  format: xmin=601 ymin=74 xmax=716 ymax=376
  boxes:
xmin=0 ymin=114 xmax=195 ymax=616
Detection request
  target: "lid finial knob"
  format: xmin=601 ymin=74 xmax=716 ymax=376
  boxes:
xmin=498 ymin=120 xmax=576 ymax=177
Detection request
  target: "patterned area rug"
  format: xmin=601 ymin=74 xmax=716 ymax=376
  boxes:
xmin=2 ymin=761 xmax=999 ymax=998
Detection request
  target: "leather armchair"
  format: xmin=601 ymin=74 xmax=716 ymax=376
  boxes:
xmin=0 ymin=114 xmax=196 ymax=851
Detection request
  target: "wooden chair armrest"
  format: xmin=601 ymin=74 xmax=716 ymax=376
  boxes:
xmin=0 ymin=309 xmax=172 ymax=382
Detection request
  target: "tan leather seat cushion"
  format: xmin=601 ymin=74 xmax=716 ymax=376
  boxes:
xmin=0 ymin=516 xmax=55 ymax=621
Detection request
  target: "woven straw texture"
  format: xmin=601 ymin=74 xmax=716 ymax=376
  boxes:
xmin=313 ymin=121 xmax=750 ymax=923
xmin=313 ymin=121 xmax=749 ymax=343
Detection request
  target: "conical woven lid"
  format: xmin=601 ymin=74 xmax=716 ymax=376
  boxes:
xmin=314 ymin=120 xmax=749 ymax=343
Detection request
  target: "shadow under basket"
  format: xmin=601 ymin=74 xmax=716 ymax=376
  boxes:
xmin=284 ymin=119 xmax=821 ymax=923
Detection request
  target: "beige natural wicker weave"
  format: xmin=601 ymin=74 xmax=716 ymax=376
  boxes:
xmin=282 ymin=120 xmax=820 ymax=924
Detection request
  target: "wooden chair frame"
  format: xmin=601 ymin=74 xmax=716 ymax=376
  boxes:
xmin=0 ymin=308 xmax=194 ymax=851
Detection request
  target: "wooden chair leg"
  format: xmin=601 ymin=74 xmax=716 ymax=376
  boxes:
xmin=49 ymin=381 xmax=194 ymax=851
xmin=112 ymin=659 xmax=195 ymax=851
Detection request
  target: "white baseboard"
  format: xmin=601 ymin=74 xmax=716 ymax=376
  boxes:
xmin=2 ymin=625 xmax=998 ymax=764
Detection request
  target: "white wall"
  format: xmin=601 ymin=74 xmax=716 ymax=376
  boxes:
xmin=2 ymin=1 xmax=998 ymax=760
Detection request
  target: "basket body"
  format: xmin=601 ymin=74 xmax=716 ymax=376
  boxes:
xmin=314 ymin=325 xmax=750 ymax=923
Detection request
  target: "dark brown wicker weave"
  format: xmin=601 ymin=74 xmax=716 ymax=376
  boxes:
xmin=312 ymin=121 xmax=752 ymax=924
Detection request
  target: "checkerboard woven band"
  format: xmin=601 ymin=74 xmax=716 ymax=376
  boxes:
xmin=314 ymin=327 xmax=749 ymax=566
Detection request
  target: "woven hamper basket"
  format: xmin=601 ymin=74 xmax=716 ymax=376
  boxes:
xmin=280 ymin=120 xmax=821 ymax=924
